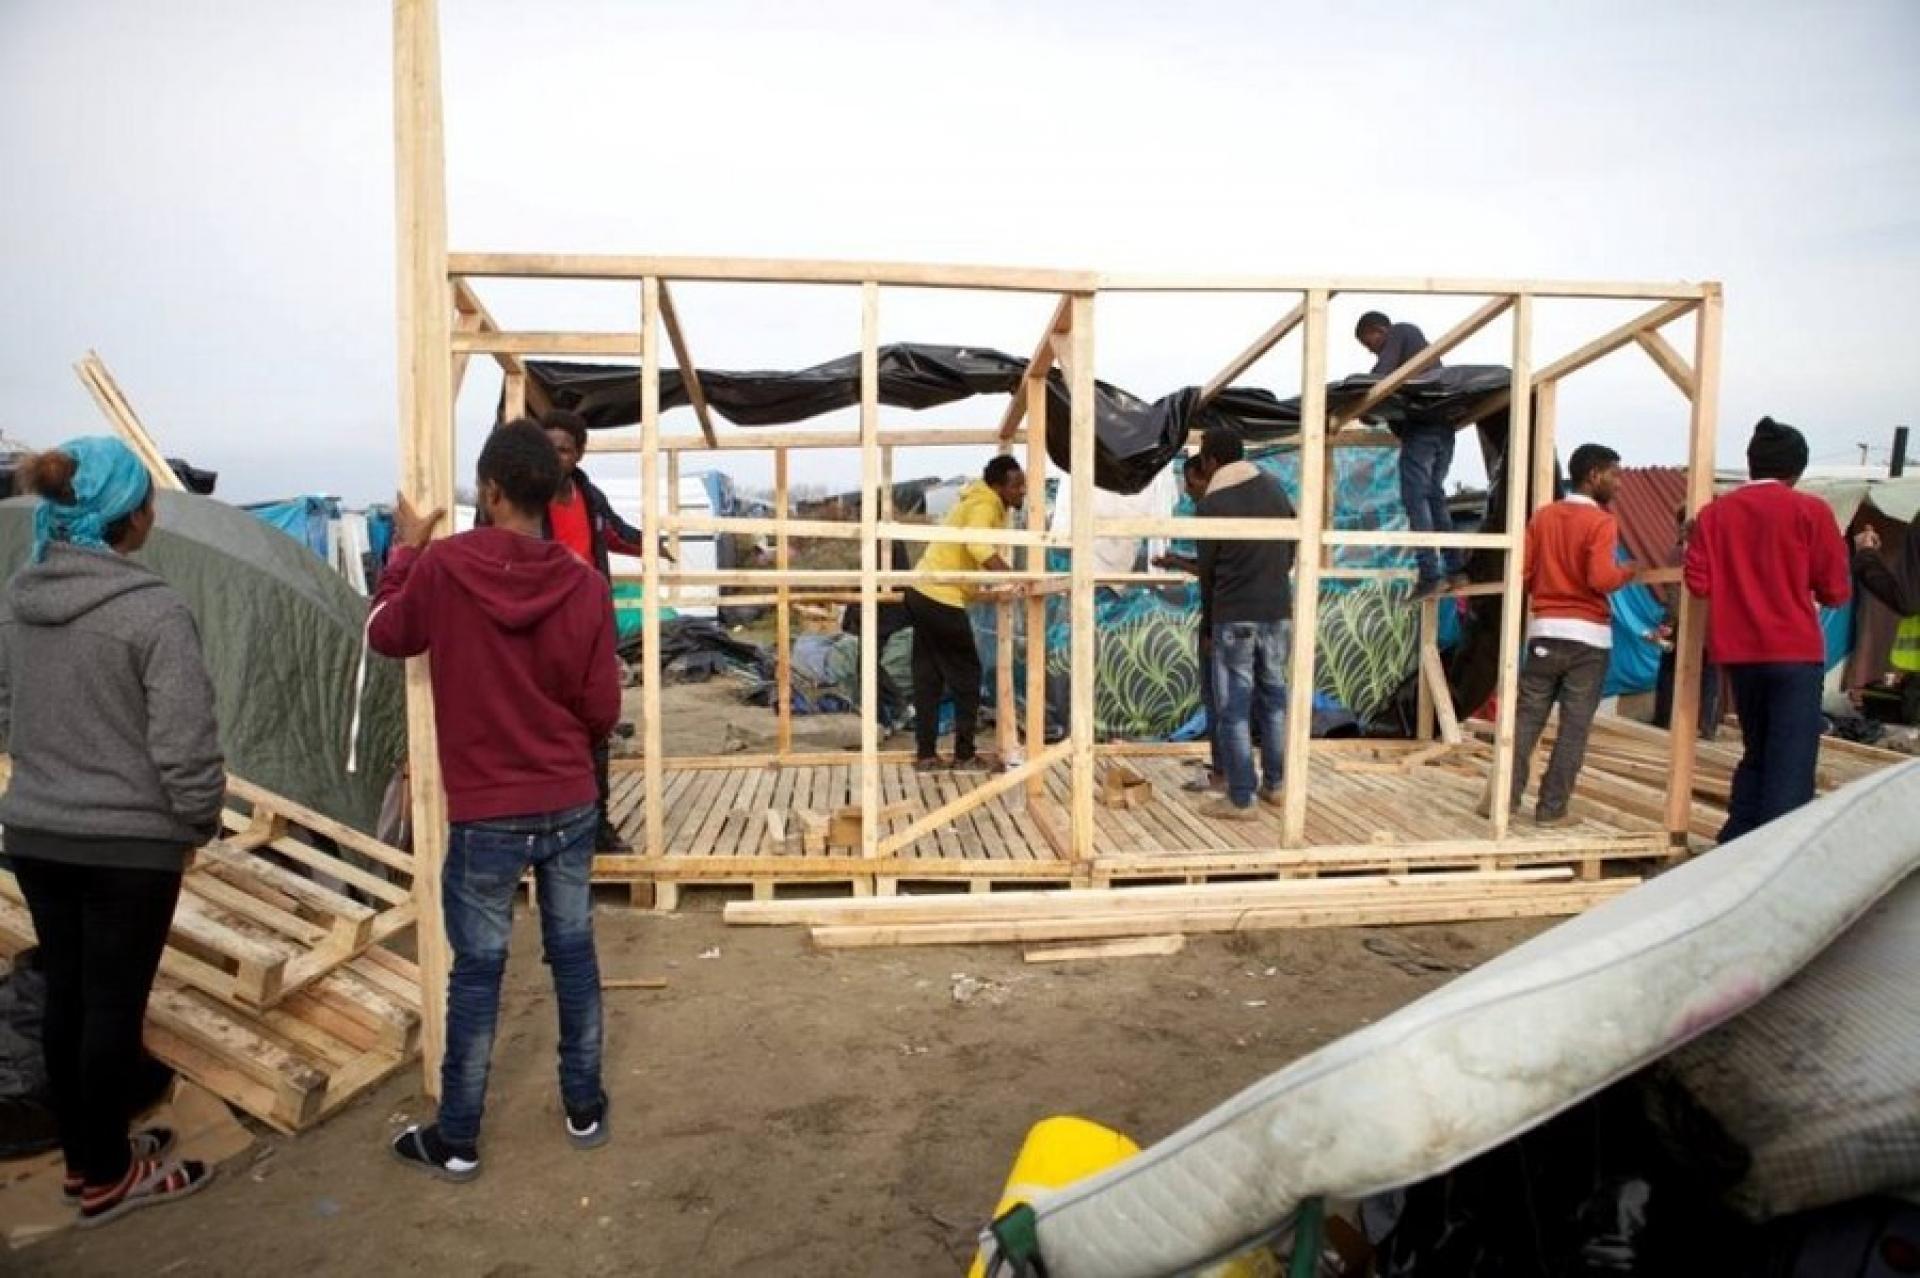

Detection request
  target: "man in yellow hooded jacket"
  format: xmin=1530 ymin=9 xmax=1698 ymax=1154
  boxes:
xmin=903 ymin=456 xmax=1029 ymax=772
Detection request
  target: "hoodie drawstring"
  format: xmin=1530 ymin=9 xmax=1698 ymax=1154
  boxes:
xmin=347 ymin=602 xmax=387 ymax=775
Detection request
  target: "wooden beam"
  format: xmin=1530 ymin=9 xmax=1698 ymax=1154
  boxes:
xmin=449 ymin=306 xmax=485 ymax=399
xmin=874 ymin=743 xmax=1072 ymax=856
xmin=1667 ymin=285 xmax=1722 ymax=840
xmin=73 ymin=353 xmax=186 ymax=493
xmin=450 ymin=331 xmax=642 ymax=357
xmin=590 ymin=427 xmax=1027 ymax=453
xmin=859 ymin=283 xmax=881 ymax=875
xmin=1095 ymin=274 xmax=1713 ymax=300
xmin=775 ymin=449 xmax=792 ymax=756
xmin=449 ymin=252 xmax=1100 ymax=293
xmin=1634 ymin=328 xmax=1698 ymax=399
xmin=998 ymin=294 xmax=1071 ymax=441
xmin=1282 ymin=290 xmax=1329 ymax=845
xmin=658 ymin=281 xmax=718 ymax=446
xmin=1197 ymin=300 xmax=1306 ymax=408
xmin=1530 ymin=380 xmax=1559 ymax=516
xmin=1535 ymin=298 xmax=1697 ymax=385
xmin=640 ymin=279 xmax=666 ymax=868
xmin=392 ymin=0 xmax=453 ymax=1098
xmin=1488 ymin=297 xmax=1534 ymax=839
xmin=1025 ymin=374 xmax=1050 ymax=804
xmin=502 ymin=369 xmax=528 ymax=420
xmin=1093 ymin=516 xmax=1302 ymax=541
xmin=450 ymin=278 xmax=526 ymax=375
xmin=1067 ymin=294 xmax=1097 ymax=864
xmin=1026 ymin=936 xmax=1185 ymax=963
xmin=996 ymin=598 xmax=1016 ymax=763
xmin=1332 ymin=295 xmax=1514 ymax=429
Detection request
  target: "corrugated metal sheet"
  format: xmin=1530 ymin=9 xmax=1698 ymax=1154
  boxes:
xmin=1611 ymin=465 xmax=1689 ymax=570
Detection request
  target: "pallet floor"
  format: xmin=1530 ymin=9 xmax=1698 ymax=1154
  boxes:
xmin=601 ymin=744 xmax=1674 ymax=902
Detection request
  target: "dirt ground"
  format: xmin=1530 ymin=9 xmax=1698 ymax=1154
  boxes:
xmin=18 ymin=673 xmax=1553 ymax=1275
xmin=17 ymin=905 xmax=1549 ymax=1277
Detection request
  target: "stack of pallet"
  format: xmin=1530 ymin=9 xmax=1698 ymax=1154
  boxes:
xmin=724 ymin=868 xmax=1637 ymax=951
xmin=0 ymin=772 xmax=421 ymax=1133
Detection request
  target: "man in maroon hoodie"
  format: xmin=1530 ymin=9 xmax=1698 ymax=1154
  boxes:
xmin=1684 ymin=417 xmax=1850 ymax=843
xmin=371 ymin=420 xmax=622 ymax=1181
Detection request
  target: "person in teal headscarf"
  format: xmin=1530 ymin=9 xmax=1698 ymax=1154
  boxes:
xmin=0 ymin=437 xmax=223 ymax=1223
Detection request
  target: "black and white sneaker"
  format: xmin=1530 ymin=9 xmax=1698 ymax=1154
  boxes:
xmin=565 ymin=1094 xmax=611 ymax=1151
xmin=390 ymin=1123 xmax=480 ymax=1183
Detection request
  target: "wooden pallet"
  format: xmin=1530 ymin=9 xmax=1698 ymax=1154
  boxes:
xmin=0 ymin=893 xmax=420 ymax=1133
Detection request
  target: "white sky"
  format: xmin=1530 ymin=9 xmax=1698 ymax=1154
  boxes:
xmin=3 ymin=0 xmax=1916 ymax=505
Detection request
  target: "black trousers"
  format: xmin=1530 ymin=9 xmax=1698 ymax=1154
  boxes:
xmin=1721 ymin=663 xmax=1826 ymax=843
xmin=11 ymin=857 xmax=182 ymax=1186
xmin=904 ymin=589 xmax=982 ymax=761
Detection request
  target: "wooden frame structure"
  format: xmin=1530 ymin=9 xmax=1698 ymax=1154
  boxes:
xmin=393 ymin=0 xmax=1720 ymax=1091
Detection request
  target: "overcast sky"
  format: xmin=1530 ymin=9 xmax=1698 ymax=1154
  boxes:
xmin=3 ymin=0 xmax=1916 ymax=505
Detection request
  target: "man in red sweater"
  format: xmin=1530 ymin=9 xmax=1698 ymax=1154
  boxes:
xmin=1499 ymin=444 xmax=1640 ymax=825
xmin=370 ymin=420 xmax=622 ymax=1181
xmin=1684 ymin=417 xmax=1850 ymax=842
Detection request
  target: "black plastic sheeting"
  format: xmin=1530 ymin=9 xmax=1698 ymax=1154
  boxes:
xmin=515 ymin=346 xmax=1515 ymax=496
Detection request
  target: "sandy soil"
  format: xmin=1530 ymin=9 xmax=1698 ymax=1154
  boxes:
xmin=17 ymin=905 xmax=1548 ymax=1277
xmin=17 ymin=675 xmax=1551 ymax=1276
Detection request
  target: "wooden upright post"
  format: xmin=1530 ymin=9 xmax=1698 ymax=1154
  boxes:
xmin=1024 ymin=376 xmax=1050 ymax=803
xmin=503 ymin=369 xmax=528 ymax=420
xmin=640 ymin=281 xmax=665 ymax=872
xmin=859 ymin=283 xmax=883 ymax=891
xmin=1487 ymin=296 xmax=1534 ymax=839
xmin=1531 ymin=381 xmax=1559 ymax=515
xmin=392 ymin=0 xmax=454 ymax=1095
xmin=1281 ymin=291 xmax=1329 ymax=845
xmin=666 ymin=451 xmax=683 ymax=564
xmin=775 ymin=448 xmax=793 ymax=756
xmin=1067 ymin=294 xmax=1097 ymax=863
xmin=1666 ymin=287 xmax=1722 ymax=846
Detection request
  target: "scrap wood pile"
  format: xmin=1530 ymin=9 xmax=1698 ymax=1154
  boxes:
xmin=0 ymin=767 xmax=420 ymax=1133
xmin=724 ymin=868 xmax=1637 ymax=953
xmin=1457 ymin=715 xmax=1905 ymax=842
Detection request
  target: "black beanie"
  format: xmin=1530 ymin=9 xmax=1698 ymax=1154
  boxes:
xmin=1747 ymin=416 xmax=1809 ymax=481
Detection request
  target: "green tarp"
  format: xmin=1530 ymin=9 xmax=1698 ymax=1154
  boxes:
xmin=0 ymin=493 xmax=405 ymax=833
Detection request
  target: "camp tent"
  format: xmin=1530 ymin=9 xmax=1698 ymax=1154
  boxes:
xmin=0 ymin=492 xmax=406 ymax=833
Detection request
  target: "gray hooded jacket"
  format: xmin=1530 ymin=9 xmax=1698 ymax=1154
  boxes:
xmin=0 ymin=545 xmax=224 ymax=864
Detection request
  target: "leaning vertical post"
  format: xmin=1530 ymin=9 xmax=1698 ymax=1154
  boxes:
xmin=1067 ymin=294 xmax=1097 ymax=863
xmin=1024 ymin=376 xmax=1050 ymax=804
xmin=1666 ymin=287 xmax=1722 ymax=846
xmin=859 ymin=283 xmax=884 ymax=892
xmin=639 ymin=280 xmax=665 ymax=870
xmin=392 ymin=0 xmax=453 ymax=1095
xmin=1282 ymin=291 xmax=1330 ymax=845
xmin=1487 ymin=295 xmax=1534 ymax=840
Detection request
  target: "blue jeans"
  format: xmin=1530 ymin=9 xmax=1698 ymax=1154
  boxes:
xmin=1211 ymin=620 xmax=1291 ymax=807
xmin=1721 ymin=663 xmax=1825 ymax=843
xmin=1399 ymin=423 xmax=1463 ymax=584
xmin=438 ymin=804 xmax=603 ymax=1149
xmin=1198 ymin=633 xmax=1222 ymax=778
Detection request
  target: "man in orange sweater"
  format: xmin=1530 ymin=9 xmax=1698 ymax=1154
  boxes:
xmin=1499 ymin=444 xmax=1640 ymax=825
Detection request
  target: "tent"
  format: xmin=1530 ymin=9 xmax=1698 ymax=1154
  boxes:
xmin=0 ymin=492 xmax=406 ymax=833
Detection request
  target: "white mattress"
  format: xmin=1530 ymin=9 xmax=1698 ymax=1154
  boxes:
xmin=993 ymin=761 xmax=1920 ymax=1278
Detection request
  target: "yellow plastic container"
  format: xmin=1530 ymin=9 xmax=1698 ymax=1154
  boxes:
xmin=969 ymin=1117 xmax=1278 ymax=1278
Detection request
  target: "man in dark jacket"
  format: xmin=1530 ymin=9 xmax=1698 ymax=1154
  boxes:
xmin=1187 ymin=429 xmax=1296 ymax=820
xmin=540 ymin=410 xmax=665 ymax=852
xmin=374 ymin=420 xmax=622 ymax=1181
xmin=1356 ymin=310 xmax=1464 ymax=599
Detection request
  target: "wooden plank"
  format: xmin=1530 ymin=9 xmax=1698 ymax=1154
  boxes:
xmin=1420 ymin=635 xmax=1464 ymax=745
xmin=1024 ymin=374 xmax=1050 ymax=804
xmin=1068 ymin=293 xmax=1097 ymax=864
xmin=1667 ymin=287 xmax=1721 ymax=840
xmin=1094 ymin=273 xmax=1713 ymax=300
xmin=877 ymin=743 xmax=1072 ymax=856
xmin=1026 ymin=935 xmax=1186 ymax=963
xmin=1634 ymin=328 xmax=1697 ymax=399
xmin=1487 ymin=296 xmax=1534 ymax=841
xmin=146 ymin=985 xmax=328 ymax=1128
xmin=449 ymin=251 xmax=1101 ymax=293
xmin=1198 ymin=300 xmax=1307 ymax=408
xmin=859 ymin=282 xmax=882 ymax=870
xmin=1531 ymin=379 xmax=1559 ymax=516
xmin=592 ymin=426 xmax=1029 ymax=454
xmin=73 ymin=353 xmax=187 ymax=493
xmin=1332 ymin=295 xmax=1514 ymax=429
xmin=1282 ymin=290 xmax=1330 ymax=845
xmin=640 ymin=277 xmax=666 ymax=873
xmin=998 ymin=294 xmax=1071 ymax=440
xmin=810 ymin=883 xmax=1633 ymax=948
xmin=657 ymin=280 xmax=717 ymax=446
xmin=395 ymin=0 xmax=455 ymax=1096
xmin=776 ymin=448 xmax=792 ymax=757
xmin=450 ymin=331 xmax=642 ymax=356
xmin=1535 ymin=298 xmax=1698 ymax=385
